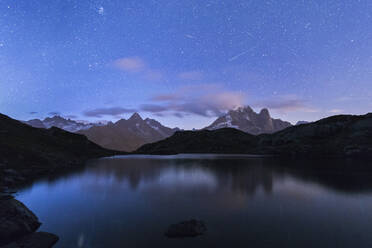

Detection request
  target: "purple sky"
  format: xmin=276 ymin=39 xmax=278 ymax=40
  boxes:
xmin=1 ymin=0 xmax=372 ymax=129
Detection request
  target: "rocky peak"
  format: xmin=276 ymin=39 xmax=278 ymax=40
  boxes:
xmin=259 ymin=108 xmax=270 ymax=118
xmin=241 ymin=106 xmax=254 ymax=112
xmin=205 ymin=106 xmax=291 ymax=135
xmin=44 ymin=115 xmax=65 ymax=122
xmin=114 ymin=118 xmax=128 ymax=126
xmin=231 ymin=106 xmax=254 ymax=114
xmin=25 ymin=119 xmax=45 ymax=128
xmin=128 ymin=112 xmax=143 ymax=122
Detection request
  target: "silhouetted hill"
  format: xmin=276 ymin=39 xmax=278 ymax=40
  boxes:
xmin=0 ymin=113 xmax=118 ymax=189
xmin=136 ymin=128 xmax=259 ymax=154
xmin=258 ymin=113 xmax=372 ymax=157
xmin=136 ymin=113 xmax=372 ymax=158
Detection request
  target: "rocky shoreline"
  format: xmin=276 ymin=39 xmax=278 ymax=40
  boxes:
xmin=0 ymin=195 xmax=58 ymax=248
xmin=0 ymin=113 xmax=123 ymax=247
xmin=0 ymin=158 xmax=109 ymax=247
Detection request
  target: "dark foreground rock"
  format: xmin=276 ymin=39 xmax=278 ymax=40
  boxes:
xmin=0 ymin=113 xmax=121 ymax=191
xmin=1 ymin=232 xmax=59 ymax=248
xmin=165 ymin=219 xmax=207 ymax=238
xmin=0 ymin=197 xmax=41 ymax=245
xmin=0 ymin=196 xmax=59 ymax=247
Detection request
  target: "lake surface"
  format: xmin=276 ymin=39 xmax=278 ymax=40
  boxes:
xmin=15 ymin=155 xmax=372 ymax=248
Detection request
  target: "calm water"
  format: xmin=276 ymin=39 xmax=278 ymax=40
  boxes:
xmin=15 ymin=155 xmax=372 ymax=248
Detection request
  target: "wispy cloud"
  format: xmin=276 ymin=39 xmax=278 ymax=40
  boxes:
xmin=329 ymin=109 xmax=343 ymax=113
xmin=140 ymin=104 xmax=168 ymax=113
xmin=112 ymin=56 xmax=164 ymax=81
xmin=48 ymin=111 xmax=61 ymax=116
xmin=83 ymin=107 xmax=136 ymax=118
xmin=150 ymin=94 xmax=180 ymax=102
xmin=64 ymin=115 xmax=78 ymax=119
xmin=141 ymin=84 xmax=246 ymax=117
xmin=113 ymin=57 xmax=146 ymax=73
xmin=143 ymin=69 xmax=164 ymax=81
xmin=253 ymin=95 xmax=318 ymax=113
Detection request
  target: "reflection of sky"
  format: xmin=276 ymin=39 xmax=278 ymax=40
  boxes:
xmin=15 ymin=157 xmax=372 ymax=248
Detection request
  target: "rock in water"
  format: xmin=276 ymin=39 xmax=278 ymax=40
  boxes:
xmin=0 ymin=197 xmax=41 ymax=245
xmin=1 ymin=232 xmax=59 ymax=248
xmin=165 ymin=219 xmax=207 ymax=238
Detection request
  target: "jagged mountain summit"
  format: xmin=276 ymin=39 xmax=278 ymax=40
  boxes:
xmin=24 ymin=116 xmax=105 ymax=132
xmin=205 ymin=106 xmax=292 ymax=135
xmin=78 ymin=113 xmax=179 ymax=152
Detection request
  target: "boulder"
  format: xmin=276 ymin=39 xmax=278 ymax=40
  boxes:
xmin=0 ymin=197 xmax=41 ymax=246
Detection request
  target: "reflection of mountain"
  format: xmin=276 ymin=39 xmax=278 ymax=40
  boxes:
xmin=272 ymin=158 xmax=372 ymax=193
xmin=209 ymin=161 xmax=274 ymax=195
xmin=86 ymin=158 xmax=168 ymax=189
xmin=85 ymin=156 xmax=372 ymax=195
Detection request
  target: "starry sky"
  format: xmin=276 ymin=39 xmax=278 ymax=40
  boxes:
xmin=1 ymin=0 xmax=372 ymax=129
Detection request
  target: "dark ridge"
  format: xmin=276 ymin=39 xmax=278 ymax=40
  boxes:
xmin=136 ymin=113 xmax=372 ymax=158
xmin=0 ymin=113 xmax=122 ymax=190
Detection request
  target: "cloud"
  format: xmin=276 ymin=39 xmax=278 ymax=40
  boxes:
xmin=253 ymin=96 xmax=318 ymax=113
xmin=48 ymin=111 xmax=61 ymax=116
xmin=329 ymin=109 xmax=343 ymax=113
xmin=143 ymin=69 xmax=164 ymax=81
xmin=173 ymin=112 xmax=184 ymax=118
xmin=83 ymin=107 xmax=136 ymax=118
xmin=140 ymin=104 xmax=168 ymax=113
xmin=113 ymin=57 xmax=146 ymax=73
xmin=64 ymin=115 xmax=78 ymax=119
xmin=112 ymin=56 xmax=164 ymax=81
xmin=141 ymin=84 xmax=246 ymax=117
xmin=178 ymin=71 xmax=203 ymax=81
xmin=150 ymin=94 xmax=180 ymax=102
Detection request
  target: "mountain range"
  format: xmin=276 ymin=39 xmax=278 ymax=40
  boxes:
xmin=24 ymin=113 xmax=179 ymax=152
xmin=78 ymin=113 xmax=180 ymax=152
xmin=23 ymin=106 xmax=292 ymax=152
xmin=24 ymin=116 xmax=106 ymax=132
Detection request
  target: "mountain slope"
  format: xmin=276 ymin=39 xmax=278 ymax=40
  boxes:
xmin=79 ymin=113 xmax=178 ymax=152
xmin=136 ymin=128 xmax=259 ymax=154
xmin=258 ymin=113 xmax=372 ymax=157
xmin=0 ymin=113 xmax=117 ymax=188
xmin=136 ymin=113 xmax=372 ymax=158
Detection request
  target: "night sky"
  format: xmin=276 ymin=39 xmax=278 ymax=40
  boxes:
xmin=1 ymin=0 xmax=372 ymax=129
